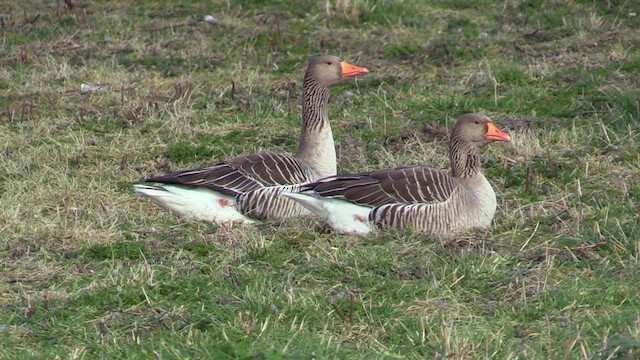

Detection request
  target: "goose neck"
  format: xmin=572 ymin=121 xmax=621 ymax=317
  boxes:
xmin=295 ymin=74 xmax=336 ymax=178
xmin=449 ymin=136 xmax=481 ymax=178
xmin=301 ymin=75 xmax=330 ymax=131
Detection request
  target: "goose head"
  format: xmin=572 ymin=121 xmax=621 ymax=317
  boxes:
xmin=306 ymin=55 xmax=369 ymax=87
xmin=451 ymin=113 xmax=511 ymax=148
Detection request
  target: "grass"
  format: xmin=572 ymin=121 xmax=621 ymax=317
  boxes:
xmin=1 ymin=0 xmax=640 ymax=358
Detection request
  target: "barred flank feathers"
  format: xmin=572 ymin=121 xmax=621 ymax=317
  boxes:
xmin=238 ymin=184 xmax=312 ymax=220
xmin=287 ymin=114 xmax=506 ymax=235
xmin=136 ymin=55 xmax=357 ymax=223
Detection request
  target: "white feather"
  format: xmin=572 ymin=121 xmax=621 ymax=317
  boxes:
xmin=132 ymin=184 xmax=256 ymax=224
xmin=282 ymin=192 xmax=372 ymax=234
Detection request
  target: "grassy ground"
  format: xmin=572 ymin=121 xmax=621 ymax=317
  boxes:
xmin=2 ymin=0 xmax=640 ymax=358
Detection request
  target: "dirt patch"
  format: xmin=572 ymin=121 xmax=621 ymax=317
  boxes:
xmin=443 ymin=237 xmax=494 ymax=256
xmin=501 ymin=116 xmax=534 ymax=131
xmin=394 ymin=266 xmax=427 ymax=280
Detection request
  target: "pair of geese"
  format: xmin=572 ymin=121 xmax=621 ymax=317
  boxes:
xmin=134 ymin=55 xmax=511 ymax=235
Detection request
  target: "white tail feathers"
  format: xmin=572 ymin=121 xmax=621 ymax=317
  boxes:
xmin=132 ymin=184 xmax=256 ymax=224
xmin=282 ymin=192 xmax=373 ymax=235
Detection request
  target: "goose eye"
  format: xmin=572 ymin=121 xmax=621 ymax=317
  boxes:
xmin=326 ymin=61 xmax=333 ymax=65
xmin=475 ymin=120 xmax=481 ymax=124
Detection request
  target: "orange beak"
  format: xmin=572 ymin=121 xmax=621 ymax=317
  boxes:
xmin=340 ymin=61 xmax=369 ymax=78
xmin=486 ymin=122 xmax=511 ymax=142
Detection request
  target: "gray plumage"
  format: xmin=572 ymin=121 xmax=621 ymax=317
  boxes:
xmin=293 ymin=113 xmax=511 ymax=235
xmin=135 ymin=55 xmax=369 ymax=222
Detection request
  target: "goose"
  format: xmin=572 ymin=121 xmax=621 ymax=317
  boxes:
xmin=282 ymin=113 xmax=511 ymax=235
xmin=133 ymin=55 xmax=369 ymax=224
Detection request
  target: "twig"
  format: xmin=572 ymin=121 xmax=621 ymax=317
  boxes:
xmin=349 ymin=293 xmax=354 ymax=324
xmin=331 ymin=300 xmax=347 ymax=322
xmin=140 ymin=20 xmax=198 ymax=32
xmin=524 ymin=164 xmax=531 ymax=194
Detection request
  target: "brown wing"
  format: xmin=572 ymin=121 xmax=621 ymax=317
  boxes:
xmin=306 ymin=166 xmax=457 ymax=207
xmin=146 ymin=152 xmax=315 ymax=197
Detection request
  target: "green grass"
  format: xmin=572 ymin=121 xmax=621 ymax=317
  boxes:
xmin=1 ymin=0 xmax=640 ymax=358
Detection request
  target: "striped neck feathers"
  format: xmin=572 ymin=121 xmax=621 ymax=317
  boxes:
xmin=295 ymin=71 xmax=336 ymax=178
xmin=449 ymin=135 xmax=481 ymax=178
xmin=300 ymin=72 xmax=331 ymax=132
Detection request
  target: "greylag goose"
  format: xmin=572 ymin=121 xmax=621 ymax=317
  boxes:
xmin=133 ymin=55 xmax=369 ymax=224
xmin=282 ymin=113 xmax=511 ymax=235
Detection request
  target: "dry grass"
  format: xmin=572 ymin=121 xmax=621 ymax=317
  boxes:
xmin=1 ymin=0 xmax=640 ymax=358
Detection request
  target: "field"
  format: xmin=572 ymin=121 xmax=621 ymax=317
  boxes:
xmin=2 ymin=0 xmax=640 ymax=358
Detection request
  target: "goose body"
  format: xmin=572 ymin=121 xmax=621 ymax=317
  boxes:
xmin=282 ymin=114 xmax=511 ymax=235
xmin=134 ymin=56 xmax=368 ymax=223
